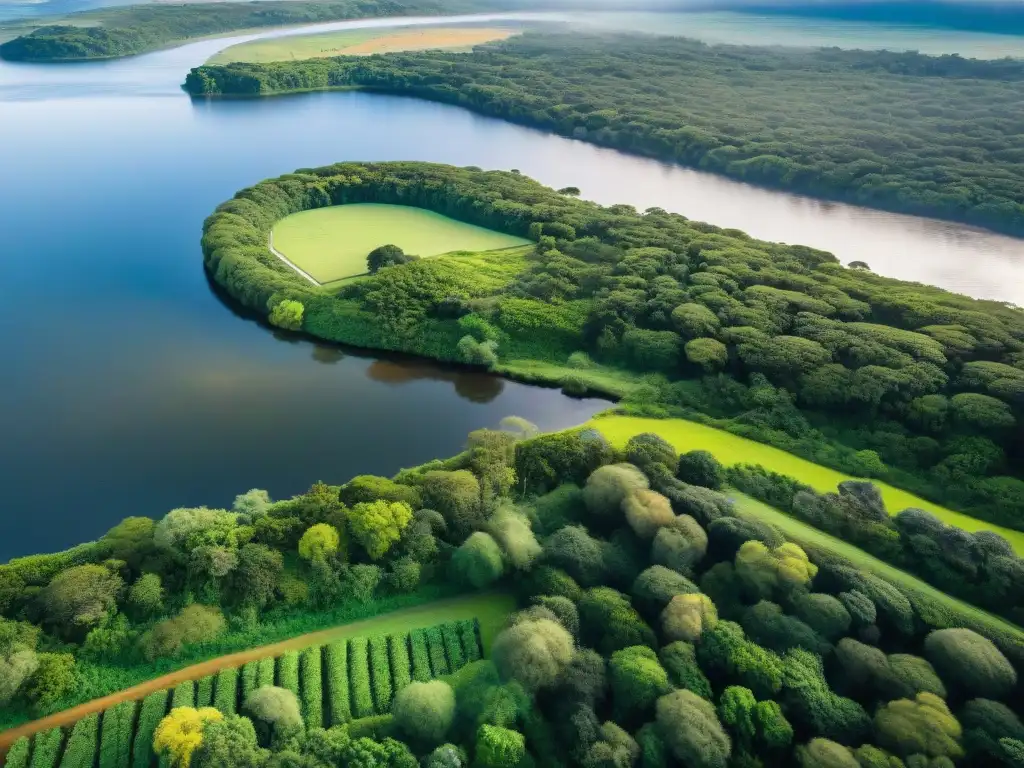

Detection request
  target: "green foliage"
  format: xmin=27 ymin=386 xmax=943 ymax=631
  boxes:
xmin=796 ymin=739 xmax=858 ymax=768
xmin=59 ymin=712 xmax=99 ymax=768
xmin=40 ymin=564 xmax=122 ymax=638
xmin=99 ymin=700 xmax=135 ymax=768
xmin=24 ymin=652 xmax=77 ymax=713
xmin=676 ymin=451 xmax=725 ymax=490
xmin=325 ymin=641 xmax=351 ymax=726
xmin=492 ymin=616 xmax=573 ymax=692
xmin=579 ymin=587 xmax=656 ymax=655
xmin=369 ymin=635 xmax=392 ymax=714
xmin=214 ymin=667 xmax=238 ymax=715
xmin=735 ymin=541 xmax=818 ymax=600
xmin=393 ymin=680 xmax=456 ymax=745
xmin=697 ymin=621 xmax=783 ymax=699
xmin=191 ymin=715 xmax=267 ymax=768
xmin=924 ymin=628 xmax=1017 ymax=698
xmin=961 ymin=698 xmax=1024 ymax=764
xmin=389 ymin=634 xmax=412 ymax=694
xmin=655 ymin=688 xmax=732 ymax=768
xmin=583 ymin=464 xmax=649 ymax=521
xmin=347 ymin=501 xmax=413 ymax=561
xmin=782 ymin=648 xmax=870 ymax=744
xmin=624 ymin=490 xmax=675 ymax=540
xmin=277 ymin=652 xmax=299 ymax=699
xmin=426 ymin=626 xmax=449 ymax=677
xmin=140 ymin=605 xmax=227 ymax=661
xmin=196 ymin=675 xmax=213 ymax=708
xmin=451 ymin=532 xmax=505 ymax=589
xmin=269 ymin=299 xmax=303 ymax=331
xmin=242 ymin=685 xmax=303 ymax=746
xmin=475 ymin=724 xmax=525 ymax=768
xmin=299 ymin=646 xmax=323 ymax=727
xmin=652 ymin=516 xmax=708 ymax=576
xmin=133 ymin=690 xmax=169 ymax=768
xmin=661 ymin=593 xmax=718 ymax=643
xmin=609 ymin=645 xmax=669 ymax=720
xmin=30 ymin=727 xmax=62 ymax=768
xmin=874 ymin=693 xmax=963 ymax=759
xmin=172 ymin=679 xmax=196 ymax=709
xmin=624 ymin=433 xmax=677 ymax=475
xmin=297 ymin=524 xmax=340 ymax=562
xmin=4 ymin=738 xmax=30 ymax=768
xmin=349 ymin=637 xmax=374 ymax=719
xmin=659 ymin=641 xmax=712 ymax=699
xmin=418 ymin=471 xmax=482 ymax=539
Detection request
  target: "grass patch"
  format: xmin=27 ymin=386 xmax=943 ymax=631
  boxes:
xmin=208 ymin=26 xmax=517 ymax=64
xmin=590 ymin=414 xmax=1024 ymax=553
xmin=731 ymin=492 xmax=1024 ymax=642
xmin=271 ymin=203 xmax=530 ymax=284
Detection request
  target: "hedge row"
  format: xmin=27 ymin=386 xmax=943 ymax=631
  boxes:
xmin=99 ymin=700 xmax=135 ymax=768
xmin=389 ymin=634 xmax=412 ymax=693
xmin=425 ymin=626 xmax=449 ymax=677
xmin=410 ymin=628 xmax=431 ymax=682
xmin=241 ymin=661 xmax=259 ymax=701
xmin=257 ymin=656 xmax=275 ymax=688
xmin=325 ymin=640 xmax=351 ymax=726
xmin=170 ymin=680 xmax=194 ymax=710
xmin=196 ymin=674 xmax=214 ymax=708
xmin=369 ymin=635 xmax=392 ymax=714
xmin=349 ymin=637 xmax=374 ymax=719
xmin=440 ymin=623 xmax=466 ymax=671
xmin=29 ymin=727 xmax=61 ymax=768
xmin=214 ymin=667 xmax=238 ymax=715
xmin=459 ymin=619 xmax=482 ymax=663
xmin=58 ymin=713 xmax=98 ymax=768
xmin=300 ymin=647 xmax=323 ymax=729
xmin=131 ymin=690 xmax=168 ymax=768
xmin=4 ymin=737 xmax=30 ymax=768
xmin=277 ymin=652 xmax=300 ymax=699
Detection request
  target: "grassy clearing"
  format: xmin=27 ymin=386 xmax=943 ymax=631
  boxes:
xmin=271 ymin=203 xmax=530 ymax=284
xmin=208 ymin=26 xmax=517 ymax=64
xmin=731 ymin=492 xmax=1024 ymax=641
xmin=590 ymin=414 xmax=1024 ymax=553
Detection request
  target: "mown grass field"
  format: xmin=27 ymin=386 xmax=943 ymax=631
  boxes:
xmin=271 ymin=203 xmax=530 ymax=284
xmin=590 ymin=414 xmax=1024 ymax=553
xmin=731 ymin=492 xmax=1024 ymax=641
xmin=208 ymin=26 xmax=517 ymax=64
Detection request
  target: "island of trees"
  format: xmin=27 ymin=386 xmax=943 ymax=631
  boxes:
xmin=185 ymin=32 xmax=1024 ymax=236
xmin=3 ymin=419 xmax=1024 ymax=768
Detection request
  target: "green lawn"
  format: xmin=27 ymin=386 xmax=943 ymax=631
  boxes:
xmin=590 ymin=414 xmax=1024 ymax=553
xmin=208 ymin=26 xmax=516 ymax=64
xmin=271 ymin=203 xmax=530 ymax=284
xmin=731 ymin=492 xmax=1024 ymax=642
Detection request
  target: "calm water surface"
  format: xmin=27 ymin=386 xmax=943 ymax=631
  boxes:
xmin=1 ymin=15 xmax=1022 ymax=559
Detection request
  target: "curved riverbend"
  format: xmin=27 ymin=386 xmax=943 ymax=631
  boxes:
xmin=1 ymin=14 xmax=1023 ymax=559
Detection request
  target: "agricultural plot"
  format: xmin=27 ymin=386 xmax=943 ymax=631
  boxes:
xmin=270 ymin=203 xmax=530 ymax=284
xmin=590 ymin=414 xmax=1024 ymax=552
xmin=6 ymin=619 xmax=484 ymax=768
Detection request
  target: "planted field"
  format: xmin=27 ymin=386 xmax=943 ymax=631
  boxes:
xmin=1 ymin=594 xmax=511 ymax=766
xmin=208 ymin=26 xmax=517 ymax=65
xmin=270 ymin=203 xmax=530 ymax=284
xmin=590 ymin=414 xmax=1024 ymax=553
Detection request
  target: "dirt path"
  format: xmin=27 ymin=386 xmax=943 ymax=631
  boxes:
xmin=0 ymin=594 xmax=499 ymax=751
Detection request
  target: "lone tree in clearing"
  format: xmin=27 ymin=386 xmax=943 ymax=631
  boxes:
xmin=368 ymin=244 xmax=417 ymax=273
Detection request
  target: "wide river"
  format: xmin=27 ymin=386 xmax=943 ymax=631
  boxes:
xmin=1 ymin=13 xmax=1022 ymax=560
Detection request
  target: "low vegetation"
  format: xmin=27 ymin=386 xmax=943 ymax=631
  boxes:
xmin=5 ymin=424 xmax=1023 ymax=768
xmin=186 ymin=32 xmax=1024 ymax=236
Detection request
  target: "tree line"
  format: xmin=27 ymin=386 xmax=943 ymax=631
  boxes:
xmin=4 ymin=423 xmax=1024 ymax=768
xmin=186 ymin=32 xmax=1024 ymax=236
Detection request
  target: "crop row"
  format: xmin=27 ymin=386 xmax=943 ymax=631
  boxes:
xmin=6 ymin=619 xmax=482 ymax=768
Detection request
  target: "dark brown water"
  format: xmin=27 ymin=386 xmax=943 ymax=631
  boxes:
xmin=0 ymin=15 xmax=1021 ymax=560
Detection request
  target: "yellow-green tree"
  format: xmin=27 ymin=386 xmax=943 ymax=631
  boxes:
xmin=269 ymin=300 xmax=304 ymax=331
xmin=298 ymin=523 xmax=341 ymax=561
xmin=347 ymin=501 xmax=413 ymax=560
xmin=153 ymin=707 xmax=223 ymax=767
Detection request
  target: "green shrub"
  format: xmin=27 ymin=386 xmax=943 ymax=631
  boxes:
xmin=214 ymin=667 xmax=239 ymax=715
xmin=256 ymin=657 xmax=275 ymax=688
xmin=171 ymin=679 xmax=195 ymax=709
xmin=350 ymin=636 xmax=374 ymax=719
xmin=277 ymin=651 xmax=300 ymax=699
xmin=99 ymin=700 xmax=135 ymax=768
xmin=325 ymin=640 xmax=351 ymax=726
xmin=299 ymin=646 xmax=323 ymax=728
xmin=459 ymin=619 xmax=482 ymax=663
xmin=389 ymin=634 xmax=412 ymax=694
xmin=131 ymin=690 xmax=168 ymax=768
xmin=29 ymin=727 xmax=62 ymax=768
xmin=411 ymin=629 xmax=431 ymax=682
xmin=426 ymin=626 xmax=450 ymax=676
xmin=393 ymin=680 xmax=456 ymax=746
xmin=196 ymin=674 xmax=214 ymax=707
xmin=241 ymin=661 xmax=259 ymax=701
xmin=58 ymin=712 xmax=99 ymax=768
xmin=476 ymin=724 xmax=526 ymax=768
xmin=370 ymin=635 xmax=393 ymax=714
xmin=4 ymin=738 xmax=30 ymax=768
xmin=441 ymin=623 xmax=466 ymax=672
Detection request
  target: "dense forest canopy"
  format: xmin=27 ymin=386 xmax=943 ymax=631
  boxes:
xmin=186 ymin=32 xmax=1024 ymax=235
xmin=199 ymin=162 xmax=1024 ymax=536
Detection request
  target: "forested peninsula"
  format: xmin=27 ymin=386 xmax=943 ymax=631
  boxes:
xmin=0 ymin=0 xmax=499 ymax=62
xmin=186 ymin=33 xmax=1024 ymax=236
xmin=201 ymin=162 xmax=1024 ymax=546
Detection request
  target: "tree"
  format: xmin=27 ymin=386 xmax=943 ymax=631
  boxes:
xmin=298 ymin=524 xmax=341 ymax=561
xmin=543 ymin=525 xmax=607 ymax=587
xmin=651 ymin=516 xmax=708 ymax=576
xmin=686 ymin=338 xmax=729 ymax=371
xmin=475 ymin=725 xmax=526 ymax=768
xmin=128 ymin=573 xmax=164 ymax=618
xmin=346 ymin=500 xmax=412 ymax=560
xmin=451 ymin=532 xmax=505 ymax=589
xmin=269 ymin=300 xmax=303 ymax=331
xmin=424 ymin=743 xmax=468 ymax=768
xmin=368 ymin=244 xmax=415 ymax=273
xmin=232 ymin=489 xmax=271 ymax=517
xmin=40 ymin=564 xmax=123 ymax=638
xmin=583 ymin=722 xmax=640 ymax=768
xmin=624 ymin=491 xmax=675 ymax=539
xmin=532 ymin=595 xmax=579 ymax=637
xmin=230 ymin=544 xmax=283 ymax=611
xmin=632 ymin=565 xmax=699 ymax=616
xmin=796 ymin=739 xmax=858 ymax=768
xmin=560 ymin=648 xmax=607 ymax=707
xmin=874 ymin=693 xmax=963 ymax=759
xmin=697 ymin=621 xmax=784 ymax=699
xmin=140 ymin=605 xmax=226 ymax=660
xmin=191 ymin=715 xmax=268 ymax=768
xmin=675 ymin=451 xmax=724 ymax=489
xmin=153 ymin=707 xmax=223 ymax=767
xmin=486 ymin=505 xmax=541 ymax=570
xmin=661 ymin=593 xmax=717 ymax=643
xmin=392 ymin=680 xmax=456 ymax=745
xmin=583 ymin=464 xmax=649 ymax=520
xmin=341 ymin=736 xmax=418 ymax=768
xmin=788 ymin=592 xmax=850 ymax=641
xmin=659 ymin=641 xmax=712 ymax=699
xmin=961 ymin=698 xmax=1024 ymax=765
xmin=23 ymin=652 xmax=76 ymax=712
xmin=924 ymin=628 xmax=1017 ymax=698
xmin=624 ymin=433 xmax=677 ymax=475
xmin=655 ymin=689 xmax=731 ymax=768
xmin=491 ymin=617 xmax=574 ymax=691
xmin=418 ymin=470 xmax=482 ymax=538
xmin=609 ymin=645 xmax=670 ymax=720
xmin=782 ymin=649 xmax=870 ymax=744
xmin=718 ymin=686 xmax=757 ymax=748
xmin=579 ymin=587 xmax=657 ymax=654
xmin=0 ymin=648 xmax=37 ymax=707
xmin=242 ymin=686 xmax=303 ymax=746
xmin=734 ymin=541 xmax=817 ymax=600
xmin=741 ymin=601 xmax=827 ymax=655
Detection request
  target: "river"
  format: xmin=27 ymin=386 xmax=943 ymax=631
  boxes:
xmin=1 ymin=13 xmax=1022 ymax=560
